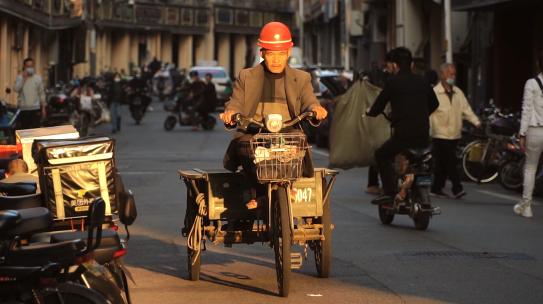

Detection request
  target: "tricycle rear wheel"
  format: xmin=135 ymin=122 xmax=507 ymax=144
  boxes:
xmin=315 ymin=192 xmax=332 ymax=278
xmin=273 ymin=186 xmax=291 ymax=297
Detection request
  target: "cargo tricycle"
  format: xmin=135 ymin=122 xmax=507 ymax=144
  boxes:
xmin=180 ymin=112 xmax=338 ymax=297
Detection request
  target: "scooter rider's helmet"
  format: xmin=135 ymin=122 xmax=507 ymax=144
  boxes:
xmin=257 ymin=21 xmax=294 ymax=51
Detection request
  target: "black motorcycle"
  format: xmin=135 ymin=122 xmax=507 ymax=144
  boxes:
xmin=0 ymin=184 xmax=135 ymax=304
xmin=377 ymin=147 xmax=441 ymax=230
xmin=126 ymin=82 xmax=151 ymax=125
xmin=0 ymin=201 xmax=110 ymax=303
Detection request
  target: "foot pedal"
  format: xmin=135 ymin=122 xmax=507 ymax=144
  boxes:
xmin=291 ymin=252 xmax=303 ymax=269
xmin=432 ymin=206 xmax=441 ymax=215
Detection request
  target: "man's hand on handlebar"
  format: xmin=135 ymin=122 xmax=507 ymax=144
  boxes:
xmin=313 ymin=105 xmax=328 ymax=120
xmin=220 ymin=110 xmax=237 ymax=125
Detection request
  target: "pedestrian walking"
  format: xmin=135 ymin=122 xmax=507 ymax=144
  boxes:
xmin=13 ymin=58 xmax=46 ymax=129
xmin=515 ymin=48 xmax=543 ymax=218
xmin=109 ymin=73 xmax=123 ymax=133
xmin=430 ymin=63 xmax=481 ymax=199
xmin=204 ymin=73 xmax=218 ymax=112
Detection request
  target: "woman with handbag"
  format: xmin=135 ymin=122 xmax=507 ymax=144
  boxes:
xmin=515 ymin=48 xmax=543 ymax=218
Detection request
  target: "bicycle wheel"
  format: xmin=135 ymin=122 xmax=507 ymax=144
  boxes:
xmin=462 ymin=140 xmax=499 ymax=183
xmin=499 ymin=159 xmax=524 ymax=191
xmin=273 ymin=186 xmax=291 ymax=297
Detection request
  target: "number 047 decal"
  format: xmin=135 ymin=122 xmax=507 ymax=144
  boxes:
xmin=291 ymin=187 xmax=313 ymax=203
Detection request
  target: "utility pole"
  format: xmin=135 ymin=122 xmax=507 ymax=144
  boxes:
xmin=299 ymin=0 xmax=304 ymax=64
xmin=444 ymin=0 xmax=453 ymax=63
xmin=344 ymin=0 xmax=351 ymax=70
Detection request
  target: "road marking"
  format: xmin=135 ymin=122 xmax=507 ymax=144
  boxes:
xmin=475 ymin=189 xmax=541 ymax=206
xmin=121 ymin=171 xmax=167 ymax=175
xmin=312 ymin=148 xmax=329 ymax=157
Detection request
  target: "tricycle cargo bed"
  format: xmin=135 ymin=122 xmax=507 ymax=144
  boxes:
xmin=179 ymin=168 xmax=337 ymax=220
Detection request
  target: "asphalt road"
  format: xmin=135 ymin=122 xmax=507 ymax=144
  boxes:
xmin=101 ymin=104 xmax=543 ymax=304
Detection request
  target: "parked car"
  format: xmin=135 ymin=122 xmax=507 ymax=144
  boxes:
xmin=188 ymin=66 xmax=232 ymax=106
xmin=302 ymin=68 xmax=350 ymax=148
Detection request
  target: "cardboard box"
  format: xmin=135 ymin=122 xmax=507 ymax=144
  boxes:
xmin=16 ymin=125 xmax=79 ymax=174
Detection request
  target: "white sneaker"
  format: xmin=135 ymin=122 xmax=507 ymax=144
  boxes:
xmin=514 ymin=201 xmax=533 ymax=218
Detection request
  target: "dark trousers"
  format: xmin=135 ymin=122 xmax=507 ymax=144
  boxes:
xmin=432 ymin=138 xmax=462 ymax=193
xmin=375 ymin=137 xmax=428 ymax=196
xmin=367 ymin=166 xmax=380 ymax=187
xmin=19 ymin=109 xmax=41 ymax=129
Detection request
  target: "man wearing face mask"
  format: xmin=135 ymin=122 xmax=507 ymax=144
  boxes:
xmin=14 ymin=58 xmax=46 ymax=129
xmin=430 ymin=63 xmax=480 ymax=199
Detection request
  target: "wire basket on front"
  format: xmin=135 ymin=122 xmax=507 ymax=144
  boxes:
xmin=250 ymin=133 xmax=308 ymax=182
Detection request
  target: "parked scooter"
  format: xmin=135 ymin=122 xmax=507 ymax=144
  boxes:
xmin=0 ymin=183 xmax=136 ymax=304
xmin=44 ymin=82 xmax=76 ymax=127
xmin=0 ymin=201 xmax=111 ymax=303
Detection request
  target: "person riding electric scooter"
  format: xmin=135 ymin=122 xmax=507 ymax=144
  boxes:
xmin=220 ymin=21 xmax=328 ymax=209
xmin=366 ymin=47 xmax=439 ymax=205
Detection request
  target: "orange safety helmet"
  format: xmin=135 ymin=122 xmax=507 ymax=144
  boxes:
xmin=257 ymin=21 xmax=294 ymax=51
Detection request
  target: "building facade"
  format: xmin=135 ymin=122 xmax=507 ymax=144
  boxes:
xmin=0 ymin=0 xmax=83 ymax=106
xmin=0 ymin=0 xmax=295 ymax=106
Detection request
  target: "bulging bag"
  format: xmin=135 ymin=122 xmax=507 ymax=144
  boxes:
xmin=329 ymin=80 xmax=391 ymax=169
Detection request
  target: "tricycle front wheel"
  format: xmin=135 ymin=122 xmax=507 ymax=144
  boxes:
xmin=273 ymin=186 xmax=291 ymax=297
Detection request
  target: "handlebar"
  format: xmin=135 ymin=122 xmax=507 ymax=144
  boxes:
xmin=227 ymin=111 xmax=318 ymax=132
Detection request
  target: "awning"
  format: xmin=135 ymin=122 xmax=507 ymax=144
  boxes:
xmin=452 ymin=0 xmax=513 ymax=10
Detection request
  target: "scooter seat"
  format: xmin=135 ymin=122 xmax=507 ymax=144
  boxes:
xmin=0 ymin=207 xmax=51 ymax=238
xmin=50 ymin=229 xmax=122 ymax=264
xmin=0 ymin=182 xmax=37 ymax=196
xmin=6 ymin=239 xmax=85 ymax=267
xmin=0 ymin=193 xmax=43 ymax=211
xmin=0 ymin=210 xmax=20 ymax=232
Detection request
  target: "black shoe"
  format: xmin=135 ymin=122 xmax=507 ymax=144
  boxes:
xmin=452 ymin=190 xmax=466 ymax=199
xmin=430 ymin=190 xmax=449 ymax=198
xmin=371 ymin=195 xmax=394 ymax=205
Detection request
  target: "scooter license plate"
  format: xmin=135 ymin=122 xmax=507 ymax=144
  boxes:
xmin=415 ymin=175 xmax=433 ymax=186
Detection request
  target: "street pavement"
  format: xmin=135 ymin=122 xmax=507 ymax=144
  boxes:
xmin=100 ymin=104 xmax=543 ymax=304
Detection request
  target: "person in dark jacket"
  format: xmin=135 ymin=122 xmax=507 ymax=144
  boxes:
xmin=366 ymin=47 xmax=439 ymax=205
xmin=187 ymin=71 xmax=206 ymax=130
xmin=203 ymin=73 xmax=217 ymax=114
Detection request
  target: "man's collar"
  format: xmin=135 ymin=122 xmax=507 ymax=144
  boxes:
xmin=436 ymin=82 xmax=455 ymax=94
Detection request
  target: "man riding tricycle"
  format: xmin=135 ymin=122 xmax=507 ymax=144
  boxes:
xmin=179 ymin=22 xmax=337 ymax=297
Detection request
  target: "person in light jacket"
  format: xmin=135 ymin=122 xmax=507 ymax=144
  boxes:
xmin=14 ymin=58 xmax=46 ymax=129
xmin=514 ymin=49 xmax=543 ymax=218
xmin=430 ymin=63 xmax=481 ymax=199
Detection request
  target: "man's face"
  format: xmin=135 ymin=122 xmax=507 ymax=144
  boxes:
xmin=24 ymin=60 xmax=34 ymax=69
xmin=385 ymin=62 xmax=395 ymax=74
xmin=205 ymin=76 xmax=212 ymax=83
xmin=262 ymin=49 xmax=291 ymax=74
xmin=441 ymin=66 xmax=456 ymax=83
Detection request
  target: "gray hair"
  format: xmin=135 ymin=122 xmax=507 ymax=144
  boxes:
xmin=439 ymin=63 xmax=455 ymax=73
